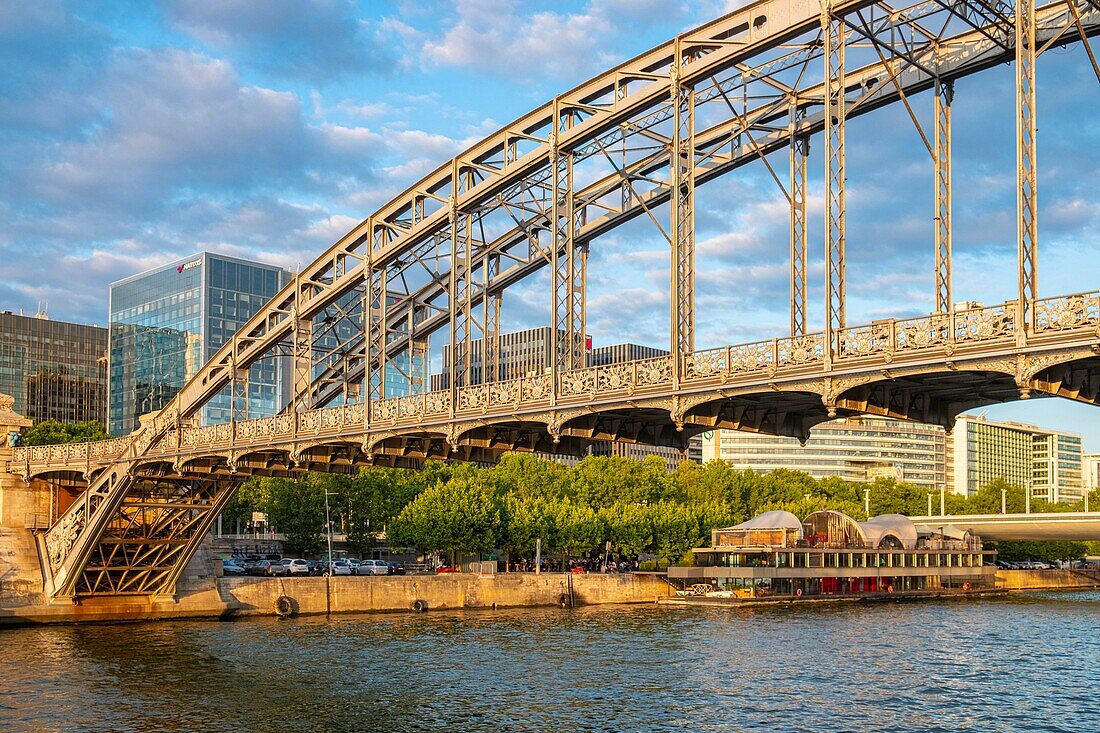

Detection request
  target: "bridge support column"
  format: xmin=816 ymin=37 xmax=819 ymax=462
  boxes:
xmin=670 ymin=39 xmax=696 ymax=383
xmin=789 ymin=106 xmax=809 ymax=337
xmin=934 ymin=79 xmax=953 ymax=315
xmin=367 ymin=256 xmax=386 ymax=405
xmin=292 ymin=276 xmax=313 ymax=411
xmin=1016 ymin=0 xmax=1038 ymax=340
xmin=448 ymin=162 xmax=474 ymax=394
xmin=822 ymin=2 xmax=847 ymax=364
xmin=550 ymin=101 xmax=586 ymax=386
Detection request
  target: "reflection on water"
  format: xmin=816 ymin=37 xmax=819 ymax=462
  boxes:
xmin=2 ymin=592 xmax=1099 ymax=732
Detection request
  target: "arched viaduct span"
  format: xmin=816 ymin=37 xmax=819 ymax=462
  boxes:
xmin=15 ymin=0 xmax=1100 ymax=599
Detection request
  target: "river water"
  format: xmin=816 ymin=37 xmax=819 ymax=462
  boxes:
xmin=2 ymin=592 xmax=1098 ymax=732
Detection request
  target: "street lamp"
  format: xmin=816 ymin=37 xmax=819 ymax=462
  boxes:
xmin=863 ymin=488 xmax=871 ymax=519
xmin=1001 ymin=487 xmax=1007 ymax=515
xmin=324 ymin=489 xmax=335 ymax=574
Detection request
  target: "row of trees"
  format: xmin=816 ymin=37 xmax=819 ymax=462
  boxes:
xmin=226 ymin=453 xmax=1100 ymax=564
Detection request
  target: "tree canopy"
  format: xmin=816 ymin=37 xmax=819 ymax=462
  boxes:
xmin=19 ymin=420 xmax=109 ymax=446
xmin=226 ymin=452 xmax=1099 ymax=563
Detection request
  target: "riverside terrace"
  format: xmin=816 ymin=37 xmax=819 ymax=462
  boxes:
xmin=668 ymin=510 xmax=995 ymax=599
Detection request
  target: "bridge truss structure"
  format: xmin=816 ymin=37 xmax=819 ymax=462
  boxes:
xmin=13 ymin=0 xmax=1100 ymax=600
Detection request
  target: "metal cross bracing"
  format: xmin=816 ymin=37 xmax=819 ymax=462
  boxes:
xmin=24 ymin=0 xmax=1100 ymax=599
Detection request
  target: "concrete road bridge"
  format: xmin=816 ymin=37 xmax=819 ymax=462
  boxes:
xmin=913 ymin=513 xmax=1100 ymax=541
xmin=8 ymin=0 xmax=1100 ymax=600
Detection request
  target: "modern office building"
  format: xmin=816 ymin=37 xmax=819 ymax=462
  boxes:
xmin=433 ymin=327 xmax=669 ymax=389
xmin=0 ymin=310 xmax=108 ymax=424
xmin=700 ymin=417 xmax=948 ymax=490
xmin=108 ymin=253 xmax=292 ymax=435
xmin=431 ymin=327 xmax=690 ymax=465
xmin=950 ymin=415 xmax=1084 ymax=503
xmin=433 ymin=326 xmax=559 ymax=389
xmin=1085 ymin=454 xmax=1100 ymax=494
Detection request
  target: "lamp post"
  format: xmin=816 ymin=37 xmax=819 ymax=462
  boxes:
xmin=324 ymin=489 xmax=335 ymax=574
xmin=863 ymin=488 xmax=871 ymax=519
xmin=1001 ymin=487 xmax=1007 ymax=515
xmin=940 ymin=487 xmax=945 ymax=516
xmin=1025 ymin=481 xmax=1031 ymax=514
xmin=927 ymin=493 xmax=933 ymax=517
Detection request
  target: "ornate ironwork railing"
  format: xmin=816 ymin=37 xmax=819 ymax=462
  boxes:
xmin=12 ymin=294 xmax=1099 ymax=475
xmin=1033 ymin=291 xmax=1100 ymax=333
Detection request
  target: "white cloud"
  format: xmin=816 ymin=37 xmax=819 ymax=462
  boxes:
xmin=419 ymin=0 xmax=679 ymax=81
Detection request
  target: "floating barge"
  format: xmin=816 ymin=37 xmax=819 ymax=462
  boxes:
xmin=666 ymin=510 xmax=996 ymax=603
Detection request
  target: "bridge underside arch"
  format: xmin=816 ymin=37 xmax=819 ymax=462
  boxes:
xmin=1029 ymin=354 xmax=1100 ymax=405
xmin=835 ymin=370 xmax=1021 ymax=430
xmin=682 ymin=390 xmax=844 ymax=443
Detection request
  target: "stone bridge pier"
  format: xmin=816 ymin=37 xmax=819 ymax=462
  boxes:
xmin=0 ymin=394 xmax=48 ymax=609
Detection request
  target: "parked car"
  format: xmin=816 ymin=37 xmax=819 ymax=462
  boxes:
xmin=248 ymin=560 xmax=276 ymax=577
xmin=285 ymin=558 xmax=310 ymax=576
xmin=435 ymin=565 xmax=459 ymax=573
xmin=306 ymin=560 xmax=323 ymax=576
xmin=357 ymin=559 xmax=390 ymax=576
xmin=222 ymin=560 xmax=247 ymax=576
xmin=323 ymin=559 xmax=353 ymax=576
xmin=384 ymin=561 xmax=406 ymax=576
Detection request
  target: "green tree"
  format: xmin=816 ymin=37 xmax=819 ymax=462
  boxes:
xmin=968 ymin=479 xmax=1026 ymax=514
xmin=550 ymin=499 xmax=604 ymax=557
xmin=239 ymin=475 xmax=327 ymax=556
xmin=598 ymin=502 xmax=652 ymax=557
xmin=19 ymin=419 xmax=109 ymax=446
xmin=571 ymin=455 xmax=669 ymax=508
xmin=866 ymin=478 xmax=929 ymax=517
xmin=648 ymin=501 xmax=700 ymax=567
xmin=491 ymin=453 xmax=570 ymax=500
xmin=388 ymin=474 xmax=503 ymax=562
xmin=994 ymin=540 xmax=1087 ymax=563
xmin=340 ymin=467 xmax=423 ymax=555
xmin=501 ymin=494 xmax=557 ymax=558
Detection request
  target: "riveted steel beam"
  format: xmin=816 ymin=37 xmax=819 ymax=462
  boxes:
xmin=935 ymin=78 xmax=954 ymax=314
xmin=1017 ymin=0 xmax=1038 ymax=338
xmin=671 ymin=38 xmax=696 ymax=376
xmin=790 ymin=105 xmax=809 ymax=337
xmin=823 ymin=1 xmax=847 ymax=363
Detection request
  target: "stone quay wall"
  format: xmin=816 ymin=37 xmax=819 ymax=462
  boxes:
xmin=219 ymin=572 xmax=672 ymax=617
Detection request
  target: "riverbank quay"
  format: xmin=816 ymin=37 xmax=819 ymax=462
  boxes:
xmin=0 ymin=571 xmax=671 ymax=626
xmin=0 ymin=568 xmax=1098 ymax=626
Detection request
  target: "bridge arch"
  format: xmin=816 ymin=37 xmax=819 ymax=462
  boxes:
xmin=21 ymin=0 xmax=1100 ymax=598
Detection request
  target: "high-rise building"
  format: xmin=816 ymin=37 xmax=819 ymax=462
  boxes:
xmin=1084 ymin=454 xmax=1100 ymax=494
xmin=431 ymin=328 xmax=691 ymax=465
xmin=433 ymin=326 xmax=560 ymax=390
xmin=108 ymin=253 xmax=292 ymax=435
xmin=950 ymin=415 xmax=1084 ymax=503
xmin=0 ymin=311 xmax=107 ymax=425
xmin=701 ymin=417 xmax=948 ymax=490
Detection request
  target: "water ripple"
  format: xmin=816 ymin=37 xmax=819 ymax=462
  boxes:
xmin=1 ymin=593 xmax=1099 ymax=732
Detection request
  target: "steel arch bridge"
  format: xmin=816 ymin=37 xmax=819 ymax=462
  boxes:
xmin=14 ymin=0 xmax=1100 ymax=600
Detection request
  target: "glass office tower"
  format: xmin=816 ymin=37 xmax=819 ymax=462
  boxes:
xmin=0 ymin=311 xmax=107 ymax=424
xmin=108 ymin=253 xmax=291 ymax=435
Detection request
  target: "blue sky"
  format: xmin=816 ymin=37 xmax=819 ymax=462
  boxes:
xmin=1 ymin=0 xmax=1099 ymax=448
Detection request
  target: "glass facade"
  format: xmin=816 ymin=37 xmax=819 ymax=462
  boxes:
xmin=0 ymin=312 xmax=107 ymax=424
xmin=108 ymin=254 xmax=290 ymax=435
xmin=701 ymin=417 xmax=947 ymax=490
xmin=951 ymin=416 xmax=1084 ymax=502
